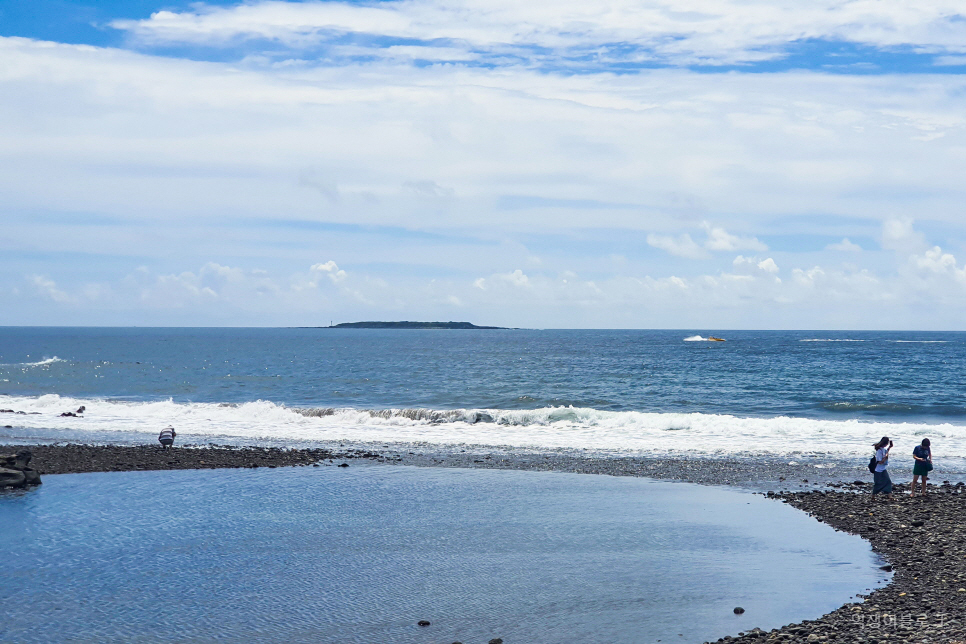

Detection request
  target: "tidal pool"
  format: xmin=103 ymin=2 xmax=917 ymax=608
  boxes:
xmin=0 ymin=464 xmax=887 ymax=643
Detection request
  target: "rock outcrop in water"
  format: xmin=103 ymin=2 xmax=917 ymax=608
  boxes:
xmin=0 ymin=450 xmax=42 ymax=488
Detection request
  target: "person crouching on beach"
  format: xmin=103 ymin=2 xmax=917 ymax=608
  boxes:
xmin=158 ymin=426 xmax=176 ymax=449
xmin=872 ymin=436 xmax=893 ymax=500
xmin=911 ymin=438 xmax=932 ymax=497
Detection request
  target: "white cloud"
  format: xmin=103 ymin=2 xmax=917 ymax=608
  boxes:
xmin=648 ymin=225 xmax=767 ymax=258
xmin=3 ymin=36 xmax=966 ymax=241
xmin=826 ymin=238 xmax=862 ymax=252
xmin=881 ymin=217 xmax=928 ymax=255
xmin=703 ymin=223 xmax=768 ymax=252
xmin=11 ymin=251 xmax=966 ymax=329
xmin=3 ymin=34 xmax=966 ymax=328
xmin=911 ymin=246 xmax=960 ymax=275
xmin=732 ymin=255 xmax=779 ymax=274
xmin=757 ymin=257 xmax=779 ymax=273
xmin=310 ymin=260 xmax=347 ymax=283
xmin=500 ymin=269 xmax=530 ymax=287
xmin=646 ymin=233 xmax=708 ymax=259
xmin=111 ymin=0 xmax=966 ymax=67
xmin=30 ymin=275 xmax=74 ymax=303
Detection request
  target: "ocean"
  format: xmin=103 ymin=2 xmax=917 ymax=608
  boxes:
xmin=2 ymin=327 xmax=965 ymax=461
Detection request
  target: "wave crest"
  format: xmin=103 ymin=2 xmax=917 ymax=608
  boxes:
xmin=3 ymin=395 xmax=966 ymax=458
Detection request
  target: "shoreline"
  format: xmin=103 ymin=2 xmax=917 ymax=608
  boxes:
xmin=6 ymin=442 xmax=966 ymax=643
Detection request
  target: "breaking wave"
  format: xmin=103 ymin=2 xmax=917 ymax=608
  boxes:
xmin=3 ymin=394 xmax=966 ymax=458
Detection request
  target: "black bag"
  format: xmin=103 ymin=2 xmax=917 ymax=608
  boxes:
xmin=868 ymin=455 xmax=877 ymax=473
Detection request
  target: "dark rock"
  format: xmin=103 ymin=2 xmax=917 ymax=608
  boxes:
xmin=879 ymin=565 xmax=892 ymax=571
xmin=0 ymin=467 xmax=26 ymax=487
xmin=417 ymin=620 xmax=431 ymax=627
xmin=15 ymin=450 xmax=31 ymax=469
xmin=338 ymin=462 xmax=349 ymax=467
xmin=488 ymin=639 xmax=504 ymax=644
xmin=0 ymin=450 xmax=40 ymax=487
xmin=22 ymin=468 xmax=41 ymax=485
xmin=733 ymin=607 xmax=745 ymax=614
xmin=912 ymin=520 xmax=925 ymax=527
xmin=0 ymin=450 xmax=31 ymax=469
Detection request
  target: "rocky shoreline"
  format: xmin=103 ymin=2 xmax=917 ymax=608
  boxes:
xmin=709 ymin=486 xmax=966 ymax=644
xmin=5 ymin=442 xmax=966 ymax=643
xmin=1 ymin=443 xmax=378 ymax=475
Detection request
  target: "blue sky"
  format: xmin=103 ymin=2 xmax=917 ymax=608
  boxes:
xmin=2 ymin=0 xmax=966 ymax=328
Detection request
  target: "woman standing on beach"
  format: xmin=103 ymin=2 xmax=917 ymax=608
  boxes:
xmin=872 ymin=436 xmax=893 ymax=500
xmin=911 ymin=438 xmax=932 ymax=497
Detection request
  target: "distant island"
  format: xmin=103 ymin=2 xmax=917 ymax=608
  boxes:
xmin=322 ymin=321 xmax=508 ymax=329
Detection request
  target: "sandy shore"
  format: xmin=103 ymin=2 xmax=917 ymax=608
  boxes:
xmin=6 ymin=442 xmax=966 ymax=643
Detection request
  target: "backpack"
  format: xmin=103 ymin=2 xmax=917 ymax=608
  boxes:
xmin=868 ymin=454 xmax=877 ymax=473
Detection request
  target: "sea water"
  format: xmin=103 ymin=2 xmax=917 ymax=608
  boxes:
xmin=0 ymin=465 xmax=888 ymax=644
xmin=2 ymin=327 xmax=965 ymax=461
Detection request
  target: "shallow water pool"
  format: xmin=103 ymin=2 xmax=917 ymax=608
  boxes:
xmin=0 ymin=464 xmax=887 ymax=643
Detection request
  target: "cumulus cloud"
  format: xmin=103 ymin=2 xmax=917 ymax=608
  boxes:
xmin=310 ymin=260 xmax=347 ymax=283
xmin=898 ymin=245 xmax=966 ymax=300
xmin=732 ymin=255 xmax=779 ymax=274
xmin=757 ymin=258 xmax=779 ymax=274
xmin=881 ymin=217 xmax=928 ymax=255
xmin=646 ymin=233 xmax=708 ymax=259
xmin=10 ymin=250 xmax=966 ymax=329
xmin=500 ymin=269 xmax=530 ymax=287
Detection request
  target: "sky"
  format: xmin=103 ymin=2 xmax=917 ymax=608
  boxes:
xmin=1 ymin=0 xmax=966 ymax=329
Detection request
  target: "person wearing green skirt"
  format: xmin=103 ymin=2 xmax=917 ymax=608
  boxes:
xmin=911 ymin=438 xmax=932 ymax=497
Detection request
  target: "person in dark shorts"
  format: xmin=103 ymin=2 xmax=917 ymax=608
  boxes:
xmin=158 ymin=426 xmax=176 ymax=449
xmin=911 ymin=438 xmax=932 ymax=497
xmin=872 ymin=436 xmax=893 ymax=500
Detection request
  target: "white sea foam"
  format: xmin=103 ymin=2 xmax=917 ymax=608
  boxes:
xmin=4 ymin=394 xmax=966 ymax=459
xmin=1 ymin=357 xmax=66 ymax=367
xmin=683 ymin=335 xmax=707 ymax=341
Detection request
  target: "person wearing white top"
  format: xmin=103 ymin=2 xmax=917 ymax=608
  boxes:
xmin=872 ymin=436 xmax=893 ymax=500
